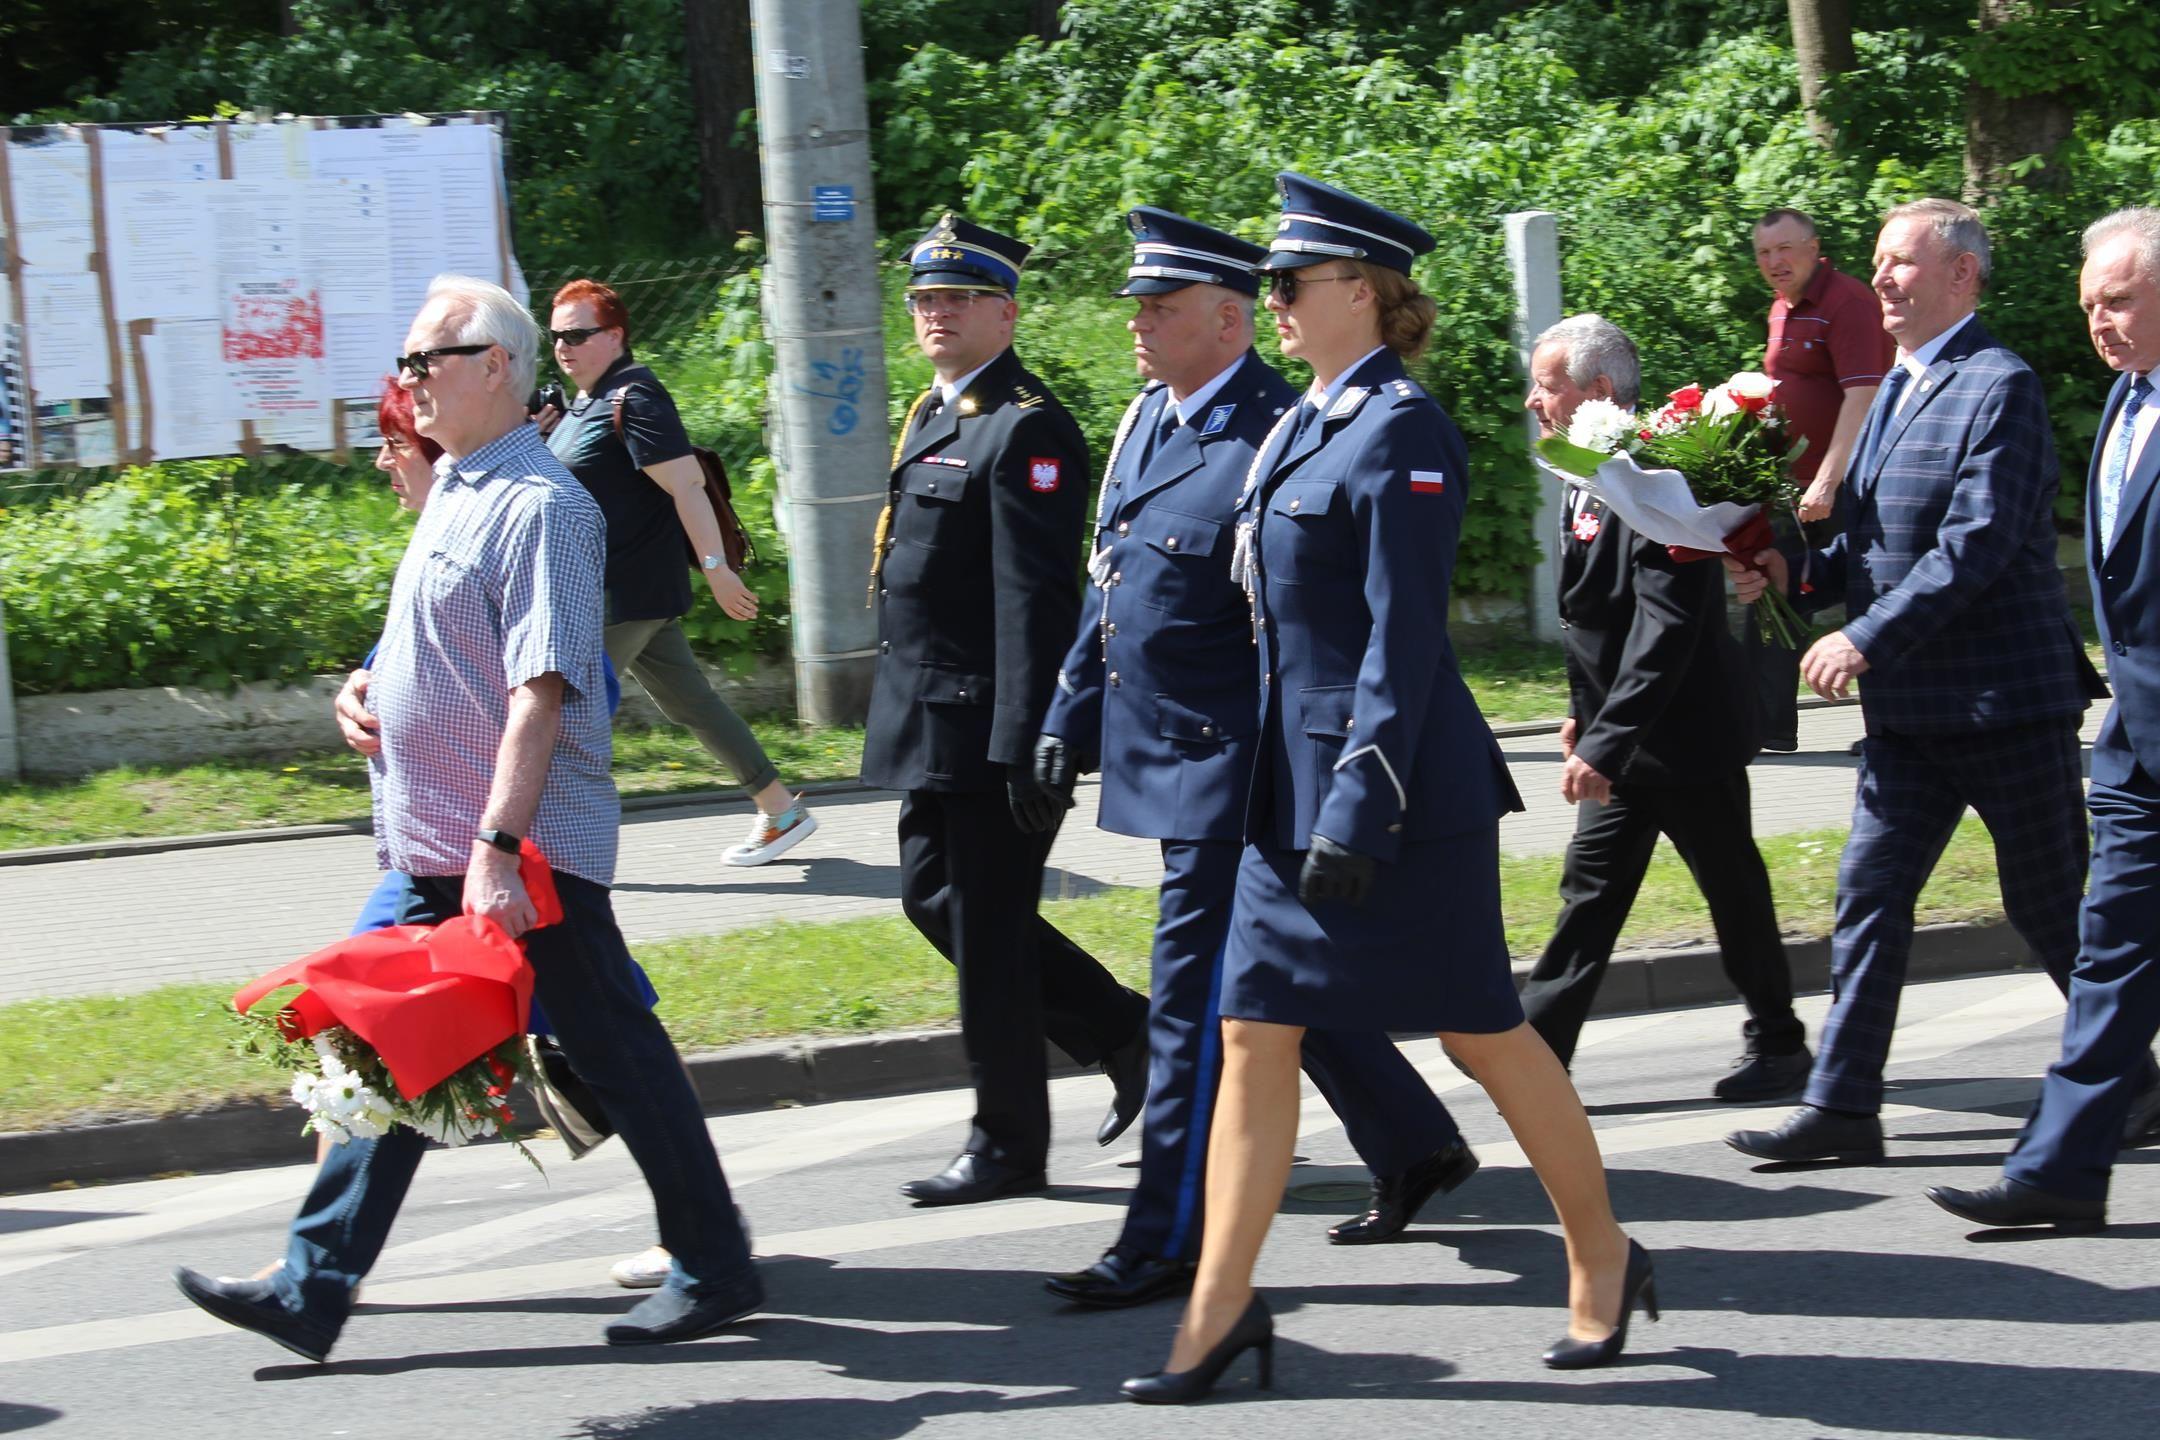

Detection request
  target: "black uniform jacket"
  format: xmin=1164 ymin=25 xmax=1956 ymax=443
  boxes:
xmin=1556 ymin=486 xmax=1761 ymax=786
xmin=860 ymin=347 xmax=1092 ymax=793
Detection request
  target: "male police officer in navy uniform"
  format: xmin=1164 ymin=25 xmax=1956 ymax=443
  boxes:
xmin=1031 ymin=209 xmax=1478 ymax=1307
xmin=863 ymin=214 xmax=1150 ymax=1207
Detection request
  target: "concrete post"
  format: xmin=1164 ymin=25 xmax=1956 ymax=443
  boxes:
xmin=0 ymin=598 xmax=19 ymax=781
xmin=750 ymin=0 xmax=890 ymax=725
xmin=1505 ymin=211 xmax=1565 ymax=643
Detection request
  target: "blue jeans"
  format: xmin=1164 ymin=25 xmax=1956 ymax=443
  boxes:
xmin=273 ymin=869 xmax=753 ymax=1333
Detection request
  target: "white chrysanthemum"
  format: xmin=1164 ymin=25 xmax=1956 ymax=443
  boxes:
xmin=291 ymin=1071 xmax=319 ymax=1108
xmin=1723 ymin=370 xmax=1776 ymax=400
xmin=1565 ymin=398 xmax=1637 ymax=454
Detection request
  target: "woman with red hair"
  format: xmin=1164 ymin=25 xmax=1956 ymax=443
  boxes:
xmin=374 ymin=377 xmax=443 ymax=512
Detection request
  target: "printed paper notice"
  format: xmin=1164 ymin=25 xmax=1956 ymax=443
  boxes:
xmin=140 ymin=320 xmax=238 ymax=459
xmin=223 ymin=278 xmax=327 ymax=420
xmin=108 ymin=183 xmax=220 ymax=320
xmin=22 ymin=273 xmax=111 ymax=398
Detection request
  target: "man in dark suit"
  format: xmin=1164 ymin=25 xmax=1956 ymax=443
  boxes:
xmin=862 ymin=214 xmax=1149 ymax=1206
xmin=1928 ymin=206 xmax=2160 ymax=1230
xmin=1519 ymin=314 xmax=1808 ymax=1100
xmin=1728 ymin=199 xmax=2107 ymax=1165
xmin=1032 ymin=209 xmax=1479 ymax=1308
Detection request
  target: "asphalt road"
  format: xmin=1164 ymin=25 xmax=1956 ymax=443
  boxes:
xmin=3 ymin=970 xmax=2156 ymax=1439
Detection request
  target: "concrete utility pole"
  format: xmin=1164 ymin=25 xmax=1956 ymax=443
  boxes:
xmin=0 ymin=599 xmax=19 ymax=780
xmin=749 ymin=0 xmax=890 ymax=724
xmin=1505 ymin=211 xmax=1565 ymax=643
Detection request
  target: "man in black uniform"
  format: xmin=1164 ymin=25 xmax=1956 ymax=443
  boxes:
xmin=863 ymin=214 xmax=1150 ymax=1205
xmin=1518 ymin=313 xmax=1810 ymax=1102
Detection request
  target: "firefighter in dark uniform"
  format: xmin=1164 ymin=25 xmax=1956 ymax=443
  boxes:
xmin=1033 ymin=207 xmax=1479 ymax=1311
xmin=1123 ymin=176 xmax=1645 ymax=1404
xmin=862 ymin=214 xmax=1150 ymax=1207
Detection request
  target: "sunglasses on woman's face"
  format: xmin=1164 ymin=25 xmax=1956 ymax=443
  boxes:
xmin=549 ymin=326 xmax=608 ymax=347
xmin=1266 ymin=271 xmax=1358 ymax=306
xmin=394 ymin=344 xmax=494 ymax=380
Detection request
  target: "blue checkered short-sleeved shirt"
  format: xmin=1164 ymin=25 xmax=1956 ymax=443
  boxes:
xmin=369 ymin=422 xmax=619 ymax=884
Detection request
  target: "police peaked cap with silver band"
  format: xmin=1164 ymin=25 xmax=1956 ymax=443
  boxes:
xmin=907 ymin=212 xmax=1031 ymax=294
xmin=1114 ymin=206 xmax=1266 ymax=298
xmin=1260 ymin=172 xmax=1435 ymax=275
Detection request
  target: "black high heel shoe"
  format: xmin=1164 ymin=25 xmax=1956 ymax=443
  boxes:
xmin=1120 ymin=1294 xmax=1275 ymax=1404
xmin=1542 ymin=1239 xmax=1657 ymax=1370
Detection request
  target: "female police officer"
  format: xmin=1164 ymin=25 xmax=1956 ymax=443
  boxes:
xmin=1121 ymin=176 xmax=1653 ymax=1403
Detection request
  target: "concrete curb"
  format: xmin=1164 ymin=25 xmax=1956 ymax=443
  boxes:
xmin=0 ymin=912 xmax=2027 ymax=1194
xmin=0 ymin=697 xmax=1866 ymax=868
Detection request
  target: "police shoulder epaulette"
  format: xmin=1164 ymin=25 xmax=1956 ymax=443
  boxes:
xmin=1012 ymin=382 xmax=1046 ymax=409
xmin=1389 ymin=378 xmax=1428 ymax=405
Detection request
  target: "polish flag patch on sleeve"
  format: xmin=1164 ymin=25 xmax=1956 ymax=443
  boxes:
xmin=1028 ymin=457 xmax=1062 ymax=492
xmin=1408 ymin=469 xmax=1447 ymax=494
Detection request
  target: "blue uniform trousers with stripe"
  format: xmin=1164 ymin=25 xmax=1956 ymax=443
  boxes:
xmin=1808 ymin=718 xmax=2087 ymax=1114
xmin=2005 ymin=760 xmax=2160 ymax=1200
xmin=1118 ymin=839 xmax=1463 ymax=1261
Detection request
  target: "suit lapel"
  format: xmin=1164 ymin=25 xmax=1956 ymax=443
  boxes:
xmin=895 ymin=349 xmax=1017 ymax=469
xmin=1127 ymin=395 xmax=1204 ymax=505
xmin=1273 ymin=350 xmax=1402 ymax=485
xmin=1856 ymin=317 xmax=1988 ymax=497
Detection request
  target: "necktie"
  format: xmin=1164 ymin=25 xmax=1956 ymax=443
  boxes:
xmin=2099 ymin=375 xmax=2152 ymax=552
xmin=1853 ymin=363 xmax=1912 ymax=481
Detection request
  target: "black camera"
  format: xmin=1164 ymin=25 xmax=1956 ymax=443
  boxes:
xmin=529 ymin=381 xmax=567 ymax=416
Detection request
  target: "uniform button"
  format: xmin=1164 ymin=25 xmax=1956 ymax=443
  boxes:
xmin=1201 ymin=724 xmax=1215 ymax=737
xmin=1346 ymin=717 xmax=1355 ymax=730
xmin=956 ymin=688 xmax=968 ymax=699
xmin=1387 ymin=823 xmax=1402 ymax=833
xmin=1109 ymin=672 xmax=1121 ymax=687
xmin=1165 ymin=535 xmax=1179 ymax=550
xmin=2115 ymin=641 xmax=2129 ymax=656
xmin=1106 ymin=623 xmax=1118 ymax=637
xmin=926 ymin=481 xmax=937 ymax=493
xmin=1288 ymin=497 xmax=1301 ymax=512
xmin=880 ymin=587 xmax=889 ymax=598
xmin=1263 ymin=672 xmax=1272 ymax=685
xmin=879 ymin=641 xmax=890 ymax=653
xmin=1118 ymin=522 xmax=1130 ymax=536
xmin=1112 ymin=571 xmax=1123 ymax=585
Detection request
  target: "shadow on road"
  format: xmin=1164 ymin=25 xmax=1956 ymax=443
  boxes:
xmin=0 ymin=1403 xmax=62 ymax=1435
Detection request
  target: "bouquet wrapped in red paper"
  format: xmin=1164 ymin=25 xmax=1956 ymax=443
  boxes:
xmin=1536 ymin=373 xmax=1810 ymax=649
xmin=231 ymin=842 xmax=557 ymax=1158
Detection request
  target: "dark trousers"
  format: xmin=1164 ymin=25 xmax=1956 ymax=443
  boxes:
xmin=1119 ymin=840 xmax=1463 ymax=1261
xmin=1519 ymin=769 xmax=1804 ymax=1066
xmin=896 ymin=787 xmax=1147 ymax=1168
xmin=273 ymin=871 xmax=753 ymax=1333
xmin=1743 ymin=501 xmax=1847 ymax=750
xmin=1808 ymin=718 xmax=2089 ymax=1114
xmin=2007 ymin=759 xmax=2160 ymax=1201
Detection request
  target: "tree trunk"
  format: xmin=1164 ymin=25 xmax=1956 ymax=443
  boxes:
xmin=684 ymin=0 xmax=761 ymax=237
xmin=1964 ymin=0 xmax=2076 ymax=203
xmin=1786 ymin=0 xmax=1855 ymax=148
xmin=1030 ymin=1 xmax=1063 ymax=44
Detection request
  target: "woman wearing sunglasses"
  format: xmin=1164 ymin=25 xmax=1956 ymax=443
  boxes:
xmin=1121 ymin=176 xmax=1651 ymax=1404
xmin=538 ymin=279 xmax=817 ymax=868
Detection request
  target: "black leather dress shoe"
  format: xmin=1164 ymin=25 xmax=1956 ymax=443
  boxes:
xmin=1328 ymin=1139 xmax=1480 ymax=1244
xmin=900 ymin=1151 xmax=1048 ymax=1206
xmin=1044 ymin=1245 xmax=1196 ymax=1308
xmin=1712 ymin=1047 xmax=1813 ymax=1104
xmin=1925 ymin=1178 xmax=2106 ymax=1233
xmin=604 ymin=1268 xmax=765 ymax=1345
xmin=1097 ymin=1026 xmax=1150 ymax=1147
xmin=2124 ymin=1078 xmax=2160 ymax=1147
xmin=1726 ymin=1104 xmax=1884 ymax=1164
xmin=173 ymin=1267 xmax=336 ymax=1362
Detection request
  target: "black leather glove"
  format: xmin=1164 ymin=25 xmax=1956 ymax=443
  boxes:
xmin=1034 ymin=732 xmax=1078 ymax=793
xmin=1008 ymin=767 xmax=1073 ymax=834
xmin=1298 ymin=833 xmax=1376 ymax=908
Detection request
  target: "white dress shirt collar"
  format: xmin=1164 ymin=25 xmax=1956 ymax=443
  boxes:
xmin=1169 ymin=354 xmax=1247 ymax=426
xmin=937 ymin=356 xmax=998 ymax=411
xmin=1306 ymin=345 xmax=1390 ymax=411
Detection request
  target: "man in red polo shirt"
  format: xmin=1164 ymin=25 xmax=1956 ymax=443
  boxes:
xmin=1750 ymin=207 xmax=1893 ymax=748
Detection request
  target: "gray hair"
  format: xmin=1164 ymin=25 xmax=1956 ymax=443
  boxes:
xmin=2082 ymin=206 xmax=2160 ymax=279
xmin=1883 ymin=198 xmax=1992 ymax=288
xmin=1534 ymin=313 xmax=1641 ymax=408
xmin=426 ymin=274 xmax=541 ymax=396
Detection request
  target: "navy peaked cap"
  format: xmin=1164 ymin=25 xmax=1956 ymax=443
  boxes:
xmin=908 ymin=212 xmax=1031 ymax=293
xmin=1115 ymin=206 xmax=1266 ymax=297
xmin=1260 ymin=173 xmax=1435 ymax=275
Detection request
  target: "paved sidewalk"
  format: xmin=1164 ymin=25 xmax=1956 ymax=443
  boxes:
xmin=0 ymin=703 xmax=2104 ymax=1004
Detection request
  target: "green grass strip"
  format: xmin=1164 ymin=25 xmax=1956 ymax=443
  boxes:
xmin=2 ymin=816 xmax=2012 ymax=1134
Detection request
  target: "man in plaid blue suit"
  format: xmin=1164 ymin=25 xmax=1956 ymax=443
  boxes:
xmin=1929 ymin=207 xmax=2160 ymax=1230
xmin=1726 ymin=199 xmax=2107 ymax=1166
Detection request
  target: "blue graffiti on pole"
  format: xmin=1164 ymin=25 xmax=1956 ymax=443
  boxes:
xmin=798 ymin=349 xmax=868 ymax=435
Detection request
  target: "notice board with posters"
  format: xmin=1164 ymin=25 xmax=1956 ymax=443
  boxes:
xmin=0 ymin=112 xmax=526 ymax=473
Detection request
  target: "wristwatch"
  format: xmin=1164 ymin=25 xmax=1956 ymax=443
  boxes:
xmin=701 ymin=553 xmax=724 ymax=572
xmin=476 ymin=827 xmax=522 ymax=856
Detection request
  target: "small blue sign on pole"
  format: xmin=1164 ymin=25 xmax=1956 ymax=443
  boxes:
xmin=812 ymin=185 xmax=855 ymax=222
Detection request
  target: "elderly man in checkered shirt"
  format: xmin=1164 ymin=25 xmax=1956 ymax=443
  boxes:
xmin=175 ymin=276 xmax=761 ymax=1362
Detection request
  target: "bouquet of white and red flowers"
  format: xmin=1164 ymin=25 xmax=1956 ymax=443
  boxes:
xmin=1537 ymin=371 xmax=1810 ymax=649
xmin=230 ymin=844 xmax=559 ymax=1167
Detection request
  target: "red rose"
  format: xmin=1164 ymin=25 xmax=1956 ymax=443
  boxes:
xmin=1666 ymin=383 xmax=1703 ymax=412
xmin=1732 ymin=391 xmax=1771 ymax=416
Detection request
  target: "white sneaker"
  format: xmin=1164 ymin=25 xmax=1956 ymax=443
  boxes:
xmin=609 ymin=1245 xmax=674 ymax=1290
xmin=722 ymin=797 xmax=818 ymax=866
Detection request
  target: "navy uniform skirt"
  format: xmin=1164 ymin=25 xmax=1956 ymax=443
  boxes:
xmin=1220 ymin=824 xmax=1523 ymax=1035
